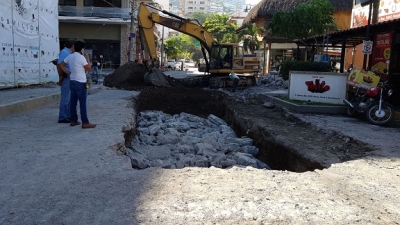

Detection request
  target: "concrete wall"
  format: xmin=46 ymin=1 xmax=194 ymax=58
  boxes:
xmin=333 ymin=11 xmax=352 ymax=30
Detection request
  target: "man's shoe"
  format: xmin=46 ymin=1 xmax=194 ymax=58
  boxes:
xmin=58 ymin=119 xmax=71 ymax=123
xmin=70 ymin=121 xmax=81 ymax=126
xmin=82 ymin=123 xmax=96 ymax=129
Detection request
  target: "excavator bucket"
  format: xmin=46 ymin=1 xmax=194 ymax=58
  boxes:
xmin=143 ymin=68 xmax=170 ymax=87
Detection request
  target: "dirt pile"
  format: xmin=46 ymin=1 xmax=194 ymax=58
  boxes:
xmin=103 ymin=62 xmax=225 ymax=118
xmin=104 ymin=62 xmax=186 ymax=91
xmin=103 ymin=62 xmax=149 ymax=90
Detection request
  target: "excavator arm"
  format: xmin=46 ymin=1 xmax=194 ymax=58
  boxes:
xmin=137 ymin=2 xmax=260 ymax=89
xmin=138 ymin=3 xmax=215 ymax=62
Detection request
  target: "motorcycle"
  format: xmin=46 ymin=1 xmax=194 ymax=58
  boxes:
xmin=343 ymin=80 xmax=394 ymax=126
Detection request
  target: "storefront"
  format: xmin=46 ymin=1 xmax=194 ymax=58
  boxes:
xmin=302 ymin=18 xmax=400 ymax=105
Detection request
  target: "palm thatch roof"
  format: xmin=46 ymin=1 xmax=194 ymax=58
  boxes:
xmin=243 ymin=0 xmax=353 ymax=25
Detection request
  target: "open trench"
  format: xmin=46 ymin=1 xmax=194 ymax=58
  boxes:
xmin=125 ymin=86 xmax=374 ymax=172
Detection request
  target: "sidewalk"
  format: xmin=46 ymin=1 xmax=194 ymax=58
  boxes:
xmin=0 ymin=85 xmax=146 ymax=224
xmin=0 ymin=83 xmax=104 ymax=120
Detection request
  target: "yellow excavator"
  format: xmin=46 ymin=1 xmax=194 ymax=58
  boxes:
xmin=138 ymin=3 xmax=261 ymax=88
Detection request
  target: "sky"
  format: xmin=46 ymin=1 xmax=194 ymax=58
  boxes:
xmin=245 ymin=0 xmax=261 ymax=5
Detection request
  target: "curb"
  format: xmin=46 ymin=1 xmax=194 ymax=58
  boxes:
xmin=261 ymin=94 xmax=347 ymax=114
xmin=0 ymin=87 xmax=102 ymax=120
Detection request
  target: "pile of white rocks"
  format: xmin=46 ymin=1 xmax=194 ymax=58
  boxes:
xmin=127 ymin=110 xmax=270 ymax=170
xmin=257 ymin=72 xmax=289 ymax=89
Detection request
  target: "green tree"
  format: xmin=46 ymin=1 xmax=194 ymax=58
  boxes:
xmin=164 ymin=34 xmax=199 ymax=60
xmin=237 ymin=23 xmax=264 ymax=54
xmin=266 ymin=0 xmax=338 ymax=43
xmin=221 ymin=32 xmax=240 ymax=44
xmin=190 ymin=12 xmax=211 ymax=25
xmin=202 ymin=14 xmax=238 ymax=43
xmin=164 ymin=36 xmax=181 ymax=59
xmin=180 ymin=34 xmax=198 ymax=53
xmin=192 ymin=51 xmax=204 ymax=62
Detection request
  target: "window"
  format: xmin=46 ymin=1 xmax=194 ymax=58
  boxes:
xmin=355 ymin=0 xmax=369 ymax=5
xmin=234 ymin=47 xmax=243 ymax=58
xmin=59 ymin=0 xmax=76 ymax=6
xmin=188 ymin=1 xmax=194 ymax=3
xmin=84 ymin=0 xmax=121 ymax=7
xmin=200 ymin=1 xmax=205 ymax=4
xmin=188 ymin=7 xmax=193 ymax=9
xmin=200 ymin=7 xmax=204 ymax=10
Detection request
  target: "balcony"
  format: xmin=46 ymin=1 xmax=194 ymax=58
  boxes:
xmin=58 ymin=5 xmax=132 ymax=24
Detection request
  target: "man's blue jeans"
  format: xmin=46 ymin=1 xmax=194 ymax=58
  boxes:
xmin=58 ymin=77 xmax=70 ymax=120
xmin=91 ymin=66 xmax=99 ymax=81
xmin=69 ymin=80 xmax=89 ymax=124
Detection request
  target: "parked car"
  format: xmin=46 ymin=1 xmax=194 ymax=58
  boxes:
xmin=166 ymin=59 xmax=176 ymax=70
xmin=175 ymin=61 xmax=187 ymax=71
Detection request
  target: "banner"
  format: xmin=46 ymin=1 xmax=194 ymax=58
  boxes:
xmin=0 ymin=0 xmax=59 ymax=88
xmin=0 ymin=0 xmax=15 ymax=87
xmin=372 ymin=32 xmax=392 ymax=74
xmin=13 ymin=0 xmax=40 ymax=85
xmin=38 ymin=0 xmax=59 ymax=83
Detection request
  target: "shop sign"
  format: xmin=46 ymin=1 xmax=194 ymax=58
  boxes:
xmin=289 ymin=71 xmax=347 ymax=105
xmin=372 ymin=32 xmax=392 ymax=74
xmin=347 ymin=68 xmax=380 ymax=89
xmin=378 ymin=0 xmax=400 ymax=22
xmin=351 ymin=6 xmax=372 ymax=28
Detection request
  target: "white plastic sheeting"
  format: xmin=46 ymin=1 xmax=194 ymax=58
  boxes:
xmin=0 ymin=0 xmax=59 ymax=88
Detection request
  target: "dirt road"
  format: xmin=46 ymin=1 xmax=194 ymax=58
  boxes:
xmin=0 ymin=85 xmax=399 ymax=224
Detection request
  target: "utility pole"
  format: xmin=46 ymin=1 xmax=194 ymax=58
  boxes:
xmin=129 ymin=0 xmax=136 ymax=62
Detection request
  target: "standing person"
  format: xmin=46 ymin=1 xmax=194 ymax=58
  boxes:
xmin=91 ymin=55 xmax=99 ymax=84
xmin=347 ymin=64 xmax=353 ymax=73
xmin=56 ymin=38 xmax=75 ymax=123
xmin=229 ymin=71 xmax=240 ymax=92
xmin=223 ymin=49 xmax=232 ymax=68
xmin=60 ymin=41 xmax=96 ymax=129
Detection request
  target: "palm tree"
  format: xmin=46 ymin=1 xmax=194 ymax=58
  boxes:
xmin=237 ymin=23 xmax=264 ymax=54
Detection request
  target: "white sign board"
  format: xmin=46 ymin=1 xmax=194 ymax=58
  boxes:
xmin=378 ymin=0 xmax=400 ymax=22
xmin=289 ymin=71 xmax=348 ymax=105
xmin=362 ymin=40 xmax=373 ymax=54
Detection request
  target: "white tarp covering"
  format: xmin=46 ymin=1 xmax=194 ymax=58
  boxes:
xmin=38 ymin=0 xmax=59 ymax=83
xmin=0 ymin=0 xmax=15 ymax=87
xmin=0 ymin=0 xmax=59 ymax=88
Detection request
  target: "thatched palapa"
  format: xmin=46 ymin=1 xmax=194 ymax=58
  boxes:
xmin=243 ymin=0 xmax=353 ymax=25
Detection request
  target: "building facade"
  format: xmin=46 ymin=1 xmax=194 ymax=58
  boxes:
xmin=58 ymin=0 xmax=166 ymax=68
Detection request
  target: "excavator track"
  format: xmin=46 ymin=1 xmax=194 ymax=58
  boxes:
xmin=208 ymin=75 xmax=256 ymax=89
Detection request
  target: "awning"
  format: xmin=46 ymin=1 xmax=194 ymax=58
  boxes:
xmin=300 ymin=18 xmax=400 ymax=48
xmin=58 ymin=16 xmax=131 ymax=25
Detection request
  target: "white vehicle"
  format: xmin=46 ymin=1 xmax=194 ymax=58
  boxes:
xmin=175 ymin=61 xmax=187 ymax=71
xmin=166 ymin=59 xmax=176 ymax=70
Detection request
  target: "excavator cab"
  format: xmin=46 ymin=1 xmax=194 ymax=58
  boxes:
xmin=206 ymin=44 xmax=249 ymax=75
xmin=209 ymin=45 xmax=232 ymax=70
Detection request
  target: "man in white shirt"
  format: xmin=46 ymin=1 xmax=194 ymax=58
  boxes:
xmin=229 ymin=71 xmax=240 ymax=92
xmin=60 ymin=41 xmax=96 ymax=129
